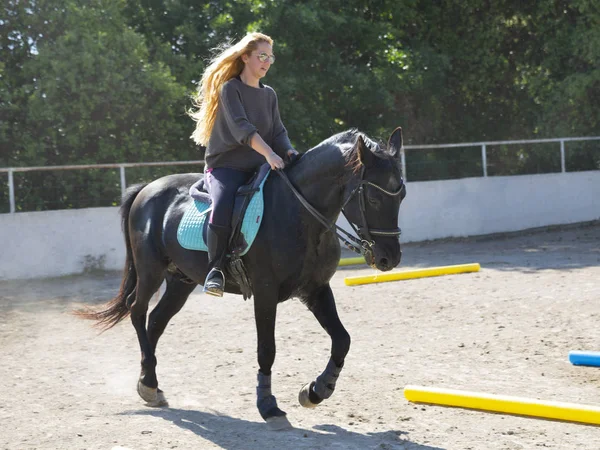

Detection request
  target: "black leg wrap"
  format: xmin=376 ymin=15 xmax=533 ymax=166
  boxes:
xmin=313 ymin=359 xmax=343 ymax=400
xmin=307 ymin=381 xmax=324 ymax=405
xmin=256 ymin=371 xmax=286 ymax=420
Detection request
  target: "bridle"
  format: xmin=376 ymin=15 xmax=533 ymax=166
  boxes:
xmin=276 ymin=165 xmax=405 ymax=257
xmin=340 ymin=165 xmax=405 ymax=253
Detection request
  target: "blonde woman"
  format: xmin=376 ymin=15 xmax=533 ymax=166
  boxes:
xmin=190 ymin=32 xmax=298 ymax=297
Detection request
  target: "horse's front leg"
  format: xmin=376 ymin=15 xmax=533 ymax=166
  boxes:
xmin=253 ymin=292 xmax=291 ymax=430
xmin=299 ymin=284 xmax=351 ymax=408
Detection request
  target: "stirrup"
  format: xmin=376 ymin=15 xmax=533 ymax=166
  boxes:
xmin=203 ymin=268 xmax=225 ymax=297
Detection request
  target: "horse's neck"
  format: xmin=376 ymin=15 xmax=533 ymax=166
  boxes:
xmin=287 ymin=147 xmax=350 ymax=222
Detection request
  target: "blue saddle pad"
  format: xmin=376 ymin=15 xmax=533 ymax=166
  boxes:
xmin=177 ymin=173 xmax=270 ymax=256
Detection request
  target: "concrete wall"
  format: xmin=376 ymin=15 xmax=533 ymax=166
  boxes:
xmin=399 ymin=170 xmax=600 ymax=242
xmin=1 ymin=207 xmax=125 ymax=280
xmin=1 ymin=171 xmax=599 ymax=280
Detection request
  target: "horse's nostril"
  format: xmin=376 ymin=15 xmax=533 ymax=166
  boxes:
xmin=380 ymin=257 xmax=389 ymax=268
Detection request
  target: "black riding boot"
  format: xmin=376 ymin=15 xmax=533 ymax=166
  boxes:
xmin=203 ymin=223 xmax=230 ymax=297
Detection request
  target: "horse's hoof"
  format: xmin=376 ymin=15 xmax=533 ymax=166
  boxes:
xmin=266 ymin=415 xmax=292 ymax=431
xmin=137 ymin=381 xmax=169 ymax=407
xmin=298 ymin=382 xmax=320 ymax=408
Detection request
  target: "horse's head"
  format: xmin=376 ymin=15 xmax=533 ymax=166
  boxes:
xmin=342 ymin=128 xmax=406 ymax=271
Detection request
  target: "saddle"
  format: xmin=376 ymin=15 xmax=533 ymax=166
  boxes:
xmin=176 ymin=164 xmax=271 ymax=300
xmin=177 ymin=163 xmax=270 ymax=256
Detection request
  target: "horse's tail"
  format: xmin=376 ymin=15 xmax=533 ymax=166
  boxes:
xmin=74 ymin=183 xmax=148 ymax=330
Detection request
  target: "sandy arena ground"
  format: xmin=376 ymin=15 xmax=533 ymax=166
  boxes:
xmin=1 ymin=223 xmax=600 ymax=450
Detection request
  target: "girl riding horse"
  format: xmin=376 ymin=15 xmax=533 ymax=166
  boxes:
xmin=189 ymin=32 xmax=299 ymax=297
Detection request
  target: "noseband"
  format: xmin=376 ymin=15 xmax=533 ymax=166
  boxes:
xmin=276 ymin=166 xmax=405 ymax=257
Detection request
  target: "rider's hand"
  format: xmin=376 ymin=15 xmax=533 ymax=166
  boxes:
xmin=285 ymin=148 xmax=300 ymax=166
xmin=266 ymin=151 xmax=285 ymax=170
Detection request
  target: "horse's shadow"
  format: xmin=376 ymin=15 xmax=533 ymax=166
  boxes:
xmin=126 ymin=408 xmax=444 ymax=450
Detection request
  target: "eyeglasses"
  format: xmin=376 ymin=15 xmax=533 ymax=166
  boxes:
xmin=255 ymin=52 xmax=275 ymax=64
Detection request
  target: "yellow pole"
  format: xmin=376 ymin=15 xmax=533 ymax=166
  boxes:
xmin=404 ymin=385 xmax=600 ymax=426
xmin=338 ymin=257 xmax=366 ymax=267
xmin=344 ymin=263 xmax=480 ymax=286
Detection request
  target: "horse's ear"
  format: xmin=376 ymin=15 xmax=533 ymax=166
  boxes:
xmin=387 ymin=127 xmax=403 ymax=158
xmin=356 ymin=134 xmax=375 ymax=166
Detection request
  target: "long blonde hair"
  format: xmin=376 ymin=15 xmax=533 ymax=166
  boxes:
xmin=189 ymin=32 xmax=274 ymax=146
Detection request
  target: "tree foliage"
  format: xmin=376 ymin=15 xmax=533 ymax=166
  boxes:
xmin=1 ymin=0 xmax=598 ymax=209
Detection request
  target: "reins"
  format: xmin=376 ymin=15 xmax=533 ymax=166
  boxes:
xmin=275 ymin=166 xmax=405 ymax=257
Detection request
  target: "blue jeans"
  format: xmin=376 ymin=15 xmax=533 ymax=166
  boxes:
xmin=205 ymin=167 xmax=254 ymax=228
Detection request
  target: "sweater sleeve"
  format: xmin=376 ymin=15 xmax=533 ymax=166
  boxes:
xmin=219 ymin=82 xmax=257 ymax=146
xmin=270 ymin=90 xmax=293 ymax=157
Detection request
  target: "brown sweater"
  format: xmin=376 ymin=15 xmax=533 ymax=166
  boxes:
xmin=205 ymin=76 xmax=292 ymax=171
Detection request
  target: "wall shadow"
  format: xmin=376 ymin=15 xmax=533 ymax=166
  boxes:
xmin=386 ymin=222 xmax=600 ymax=272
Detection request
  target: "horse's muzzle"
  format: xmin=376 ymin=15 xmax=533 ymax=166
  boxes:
xmin=371 ymin=242 xmax=401 ymax=271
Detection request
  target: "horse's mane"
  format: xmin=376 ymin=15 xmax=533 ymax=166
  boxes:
xmin=318 ymin=128 xmax=362 ymax=147
xmin=288 ymin=128 xmax=393 ymax=182
xmin=303 ymin=128 xmax=370 ymax=160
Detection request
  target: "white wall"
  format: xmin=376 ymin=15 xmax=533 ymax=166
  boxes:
xmin=1 ymin=171 xmax=599 ymax=280
xmin=399 ymin=171 xmax=600 ymax=242
xmin=1 ymin=207 xmax=125 ymax=280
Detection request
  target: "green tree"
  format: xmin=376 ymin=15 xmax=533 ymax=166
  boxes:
xmin=2 ymin=0 xmax=598 ymax=206
xmin=1 ymin=0 xmax=198 ymax=210
xmin=520 ymin=0 xmax=600 ymax=137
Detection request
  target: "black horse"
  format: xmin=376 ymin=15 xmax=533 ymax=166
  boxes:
xmin=80 ymin=127 xmax=406 ymax=429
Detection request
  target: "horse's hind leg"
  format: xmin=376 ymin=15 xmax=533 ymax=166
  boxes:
xmin=129 ymin=256 xmax=166 ymax=406
xmin=137 ymin=274 xmax=197 ymax=406
xmin=147 ymin=274 xmax=197 ymax=349
xmin=298 ymin=284 xmax=351 ymax=408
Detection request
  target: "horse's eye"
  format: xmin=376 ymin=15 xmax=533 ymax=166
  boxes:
xmin=367 ymin=195 xmax=380 ymax=206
